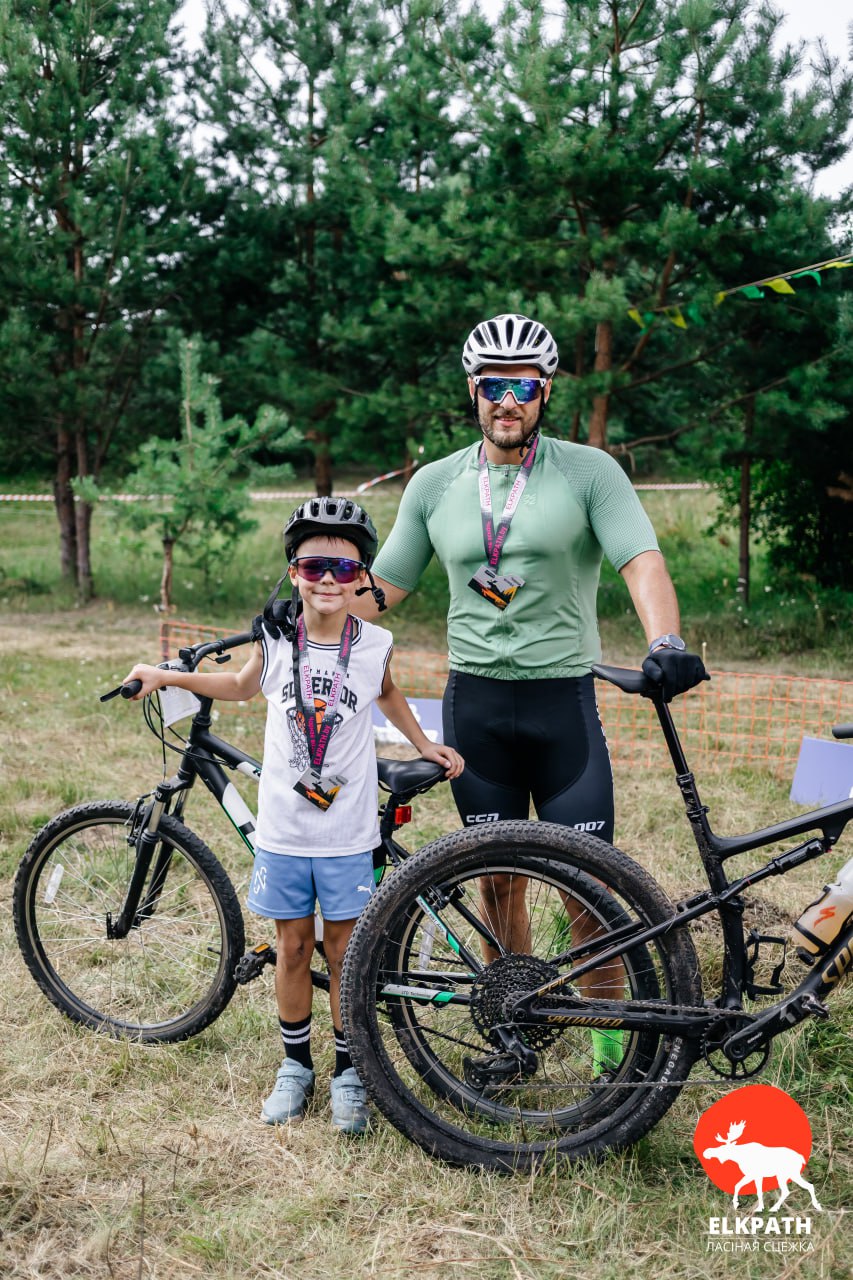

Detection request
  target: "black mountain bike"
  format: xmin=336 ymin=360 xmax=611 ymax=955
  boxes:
xmin=12 ymin=632 xmax=451 ymax=1042
xmin=338 ymin=662 xmax=853 ymax=1172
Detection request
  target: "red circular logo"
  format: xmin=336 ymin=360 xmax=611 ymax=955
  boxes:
xmin=693 ymin=1084 xmax=813 ymax=1195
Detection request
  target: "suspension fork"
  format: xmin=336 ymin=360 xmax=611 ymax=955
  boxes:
xmin=106 ymin=776 xmax=193 ymax=939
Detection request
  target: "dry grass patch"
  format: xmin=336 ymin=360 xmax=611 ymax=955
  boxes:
xmin=2 ymin=609 xmax=851 ymax=1279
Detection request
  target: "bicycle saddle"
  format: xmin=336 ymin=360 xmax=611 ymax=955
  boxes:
xmin=377 ymin=758 xmax=447 ymax=800
xmin=591 ymin=663 xmax=655 ymax=696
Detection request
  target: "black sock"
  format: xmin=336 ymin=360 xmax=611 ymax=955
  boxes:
xmin=333 ymin=1026 xmax=352 ymax=1077
xmin=279 ymin=1015 xmax=313 ymax=1070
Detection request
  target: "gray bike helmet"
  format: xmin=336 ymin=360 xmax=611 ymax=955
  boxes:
xmin=462 ymin=313 xmax=559 ymax=377
xmin=284 ymin=497 xmax=379 ymax=568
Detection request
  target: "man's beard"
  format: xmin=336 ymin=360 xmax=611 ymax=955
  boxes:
xmin=474 ymin=395 xmax=546 ymax=452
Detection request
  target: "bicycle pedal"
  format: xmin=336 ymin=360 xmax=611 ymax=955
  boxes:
xmin=234 ymin=943 xmax=277 ymax=985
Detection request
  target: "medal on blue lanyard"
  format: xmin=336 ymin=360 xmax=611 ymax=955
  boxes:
xmin=291 ymin=613 xmax=354 ymax=810
xmin=468 ymin=433 xmax=539 ymax=609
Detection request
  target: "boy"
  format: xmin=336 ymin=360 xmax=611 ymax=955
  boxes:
xmin=123 ymin=497 xmax=463 ymax=1133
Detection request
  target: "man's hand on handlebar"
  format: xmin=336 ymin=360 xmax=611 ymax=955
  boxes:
xmin=641 ymin=648 xmax=710 ymax=702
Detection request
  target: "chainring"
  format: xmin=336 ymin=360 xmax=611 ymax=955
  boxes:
xmin=702 ymin=1014 xmax=771 ymax=1079
xmin=469 ymin=953 xmax=565 ymax=1052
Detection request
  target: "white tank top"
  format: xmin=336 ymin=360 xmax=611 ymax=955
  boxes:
xmin=255 ymin=616 xmax=393 ymax=856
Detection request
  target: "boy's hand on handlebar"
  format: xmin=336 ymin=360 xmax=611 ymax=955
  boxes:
xmin=641 ymin=648 xmax=710 ymax=702
xmin=420 ymin=743 xmax=465 ymax=779
xmin=121 ymin=664 xmax=166 ymax=700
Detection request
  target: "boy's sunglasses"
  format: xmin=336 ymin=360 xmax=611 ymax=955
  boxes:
xmin=291 ymin=556 xmax=365 ymax=584
xmin=473 ymin=376 xmax=547 ymax=404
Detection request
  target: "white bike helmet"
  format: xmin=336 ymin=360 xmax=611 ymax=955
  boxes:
xmin=461 ymin=313 xmax=559 ymax=377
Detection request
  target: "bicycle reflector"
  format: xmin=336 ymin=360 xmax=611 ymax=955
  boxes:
xmin=394 ymin=805 xmax=413 ymax=826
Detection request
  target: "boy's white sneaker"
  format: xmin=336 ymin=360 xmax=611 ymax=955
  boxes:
xmin=261 ymin=1059 xmax=315 ymax=1125
xmin=330 ymin=1068 xmax=370 ymax=1134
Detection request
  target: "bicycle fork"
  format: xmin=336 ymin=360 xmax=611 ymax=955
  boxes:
xmin=106 ymin=779 xmax=191 ymax=939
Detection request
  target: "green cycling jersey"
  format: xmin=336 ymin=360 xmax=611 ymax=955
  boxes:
xmin=372 ymin=436 xmax=659 ymax=679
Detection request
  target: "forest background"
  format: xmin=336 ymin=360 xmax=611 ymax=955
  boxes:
xmin=1 ymin=0 xmax=853 ymax=632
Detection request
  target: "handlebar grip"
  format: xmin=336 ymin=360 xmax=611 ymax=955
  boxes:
xmin=832 ymin=723 xmax=853 ymax=740
xmin=99 ymin=679 xmax=143 ymax=703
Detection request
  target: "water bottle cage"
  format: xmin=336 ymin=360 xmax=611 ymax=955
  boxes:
xmin=744 ymin=929 xmax=789 ymax=997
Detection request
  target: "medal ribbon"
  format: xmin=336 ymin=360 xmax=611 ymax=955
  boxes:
xmin=477 ymin=432 xmax=539 ymax=569
xmin=292 ymin=613 xmax=355 ymax=772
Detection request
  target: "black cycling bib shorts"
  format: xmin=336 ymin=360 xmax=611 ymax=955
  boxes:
xmin=442 ymin=670 xmax=614 ymax=841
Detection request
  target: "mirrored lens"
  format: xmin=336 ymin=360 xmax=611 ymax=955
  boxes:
xmin=294 ymin=557 xmax=364 ymax=583
xmin=478 ymin=377 xmax=542 ymax=404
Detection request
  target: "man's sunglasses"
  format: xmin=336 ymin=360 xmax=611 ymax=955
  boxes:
xmin=291 ymin=556 xmax=366 ymax=583
xmin=473 ymin=376 xmax=547 ymax=404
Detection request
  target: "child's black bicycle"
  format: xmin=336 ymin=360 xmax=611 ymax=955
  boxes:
xmin=338 ymin=661 xmax=853 ymax=1172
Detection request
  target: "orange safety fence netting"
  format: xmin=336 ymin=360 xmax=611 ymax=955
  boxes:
xmin=159 ymin=620 xmax=853 ymax=776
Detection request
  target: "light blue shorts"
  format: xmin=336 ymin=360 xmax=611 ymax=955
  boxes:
xmin=247 ymin=847 xmax=376 ymax=921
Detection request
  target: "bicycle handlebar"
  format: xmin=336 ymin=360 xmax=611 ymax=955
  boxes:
xmin=99 ymin=632 xmax=255 ymax=704
xmin=177 ymin=631 xmax=255 ymax=670
xmin=100 ymin=680 xmax=143 ymax=703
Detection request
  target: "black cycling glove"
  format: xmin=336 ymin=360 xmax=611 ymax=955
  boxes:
xmin=251 ymin=589 xmax=298 ymax=644
xmin=641 ymin=648 xmax=710 ymax=702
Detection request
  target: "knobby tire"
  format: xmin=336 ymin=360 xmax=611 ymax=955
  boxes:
xmin=341 ymin=821 xmax=702 ymax=1172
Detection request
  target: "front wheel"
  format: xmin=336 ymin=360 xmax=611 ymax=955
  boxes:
xmin=13 ymin=801 xmax=246 ymax=1043
xmin=341 ymin=821 xmax=702 ymax=1172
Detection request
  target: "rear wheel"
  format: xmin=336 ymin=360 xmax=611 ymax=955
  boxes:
xmin=341 ymin=821 xmax=701 ymax=1172
xmin=13 ymin=801 xmax=245 ymax=1043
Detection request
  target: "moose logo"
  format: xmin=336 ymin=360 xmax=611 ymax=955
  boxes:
xmin=694 ymin=1084 xmax=822 ymax=1214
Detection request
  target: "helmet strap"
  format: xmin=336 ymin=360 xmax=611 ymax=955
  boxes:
xmin=471 ymin=390 xmax=546 ymax=458
xmin=354 ymin=569 xmax=387 ymax=612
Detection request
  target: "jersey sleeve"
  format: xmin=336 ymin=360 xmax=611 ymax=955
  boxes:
xmin=585 ymin=451 xmax=660 ymax=571
xmin=371 ymin=470 xmax=437 ymax=591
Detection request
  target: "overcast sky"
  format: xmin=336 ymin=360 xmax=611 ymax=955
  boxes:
xmin=178 ymin=1 xmax=853 ymax=195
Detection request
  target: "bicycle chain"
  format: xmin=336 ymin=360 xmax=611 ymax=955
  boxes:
xmin=470 ymin=956 xmax=772 ymax=1085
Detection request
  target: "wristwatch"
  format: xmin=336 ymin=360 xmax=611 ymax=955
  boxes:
xmin=648 ymin=634 xmax=686 ymax=653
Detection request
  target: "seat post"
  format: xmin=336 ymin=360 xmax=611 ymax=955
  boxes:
xmin=651 ymin=694 xmax=691 ymax=775
xmin=651 ymin=693 xmax=719 ymax=859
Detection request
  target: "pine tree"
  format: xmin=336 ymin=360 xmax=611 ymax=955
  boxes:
xmin=77 ymin=336 xmax=298 ymax=611
xmin=0 ymin=0 xmax=204 ymax=597
xmin=456 ymin=0 xmax=852 ymax=456
xmin=191 ymin=0 xmax=489 ymax=490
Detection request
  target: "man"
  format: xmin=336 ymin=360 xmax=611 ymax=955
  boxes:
xmin=353 ymin=313 xmax=707 ymax=1077
xmin=354 ymin=311 xmax=707 ymax=851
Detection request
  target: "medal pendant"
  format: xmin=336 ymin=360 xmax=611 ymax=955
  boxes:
xmin=294 ymin=767 xmax=348 ymax=811
xmin=468 ymin=564 xmax=525 ymax=610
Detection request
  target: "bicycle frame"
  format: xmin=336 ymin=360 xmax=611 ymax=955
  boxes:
xmin=507 ymin=665 xmax=853 ymax=1056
